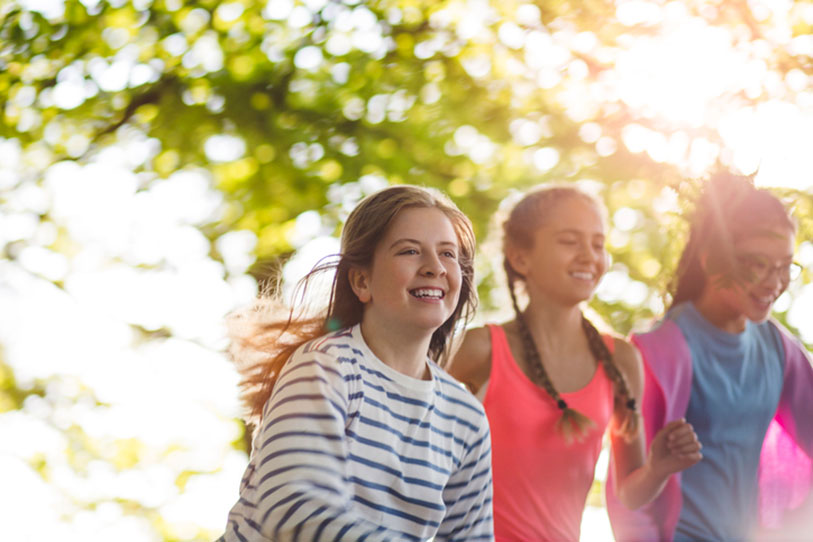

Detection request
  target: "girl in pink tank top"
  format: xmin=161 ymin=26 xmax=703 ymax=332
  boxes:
xmin=449 ymin=185 xmax=702 ymax=541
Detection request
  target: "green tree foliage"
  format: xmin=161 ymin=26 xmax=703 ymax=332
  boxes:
xmin=3 ymin=0 xmax=812 ymax=314
xmin=2 ymin=0 xmax=812 ymax=538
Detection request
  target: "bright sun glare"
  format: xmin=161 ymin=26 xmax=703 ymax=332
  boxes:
xmin=606 ymin=1 xmax=813 ymax=189
xmin=2 ymin=0 xmax=813 ymax=541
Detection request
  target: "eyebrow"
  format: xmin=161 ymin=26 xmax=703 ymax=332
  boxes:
xmin=554 ymin=228 xmax=605 ymax=238
xmin=740 ymin=252 xmax=795 ymax=261
xmin=390 ymin=238 xmax=459 ymax=249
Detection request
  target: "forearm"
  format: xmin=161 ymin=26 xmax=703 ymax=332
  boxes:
xmin=615 ymin=460 xmax=671 ymax=510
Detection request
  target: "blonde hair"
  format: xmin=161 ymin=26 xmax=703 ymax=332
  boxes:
xmin=229 ymin=185 xmax=477 ymax=425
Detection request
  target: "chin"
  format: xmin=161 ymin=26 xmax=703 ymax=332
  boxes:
xmin=418 ymin=315 xmax=452 ymax=332
xmin=562 ymin=291 xmax=593 ymax=306
xmin=746 ymin=309 xmax=772 ymax=323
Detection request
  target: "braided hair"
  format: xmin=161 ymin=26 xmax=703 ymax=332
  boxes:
xmin=503 ymin=185 xmax=639 ymax=443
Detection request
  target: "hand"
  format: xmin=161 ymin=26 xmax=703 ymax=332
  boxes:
xmin=649 ymin=418 xmax=702 ymax=478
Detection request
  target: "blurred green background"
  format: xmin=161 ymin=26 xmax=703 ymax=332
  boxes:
xmin=2 ymin=0 xmax=813 ymax=540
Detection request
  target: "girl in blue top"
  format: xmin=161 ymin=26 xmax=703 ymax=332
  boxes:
xmin=607 ymin=172 xmax=813 ymax=541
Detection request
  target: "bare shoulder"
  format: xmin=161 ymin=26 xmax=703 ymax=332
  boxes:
xmin=447 ymin=326 xmax=493 ymax=394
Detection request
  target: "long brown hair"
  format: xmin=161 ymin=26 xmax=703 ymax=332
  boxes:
xmin=502 ymin=185 xmax=638 ymax=442
xmin=669 ymin=172 xmax=795 ymax=309
xmin=229 ymin=185 xmax=477 ymax=425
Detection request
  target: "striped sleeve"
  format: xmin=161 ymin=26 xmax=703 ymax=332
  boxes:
xmin=226 ymin=348 xmax=413 ymax=542
xmin=436 ymin=399 xmax=494 ymax=540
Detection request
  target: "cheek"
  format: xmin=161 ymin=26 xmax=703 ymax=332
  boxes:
xmin=721 ymin=284 xmax=750 ymax=307
xmin=599 ymin=251 xmax=610 ymax=273
xmin=388 ymin=262 xmax=412 ymax=283
xmin=448 ymin=263 xmax=464 ymax=291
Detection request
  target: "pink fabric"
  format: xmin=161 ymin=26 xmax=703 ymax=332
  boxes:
xmin=759 ymin=421 xmax=812 ymax=528
xmin=605 ymin=320 xmax=690 ymax=542
xmin=484 ymin=324 xmax=614 ymax=542
xmin=606 ymin=319 xmax=813 ymax=542
xmin=758 ymin=326 xmax=813 ymax=530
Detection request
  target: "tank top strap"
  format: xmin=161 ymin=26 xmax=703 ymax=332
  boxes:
xmin=485 ymin=324 xmax=512 ymax=392
xmin=490 ymin=323 xmax=614 ymax=354
xmin=603 ymin=333 xmax=615 ymax=355
xmin=485 ymin=324 xmax=616 ymax=398
xmin=597 ymin=334 xmax=616 ymax=399
xmin=487 ymin=324 xmax=511 ymax=362
xmin=487 ymin=324 xmax=615 ymax=369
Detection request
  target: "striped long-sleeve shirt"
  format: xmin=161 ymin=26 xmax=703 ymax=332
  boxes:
xmin=223 ymin=324 xmax=494 ymax=542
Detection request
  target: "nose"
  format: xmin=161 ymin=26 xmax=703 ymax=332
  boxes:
xmin=577 ymin=240 xmax=598 ymax=262
xmin=761 ymin=267 xmax=786 ymax=292
xmin=421 ymin=254 xmax=446 ymax=277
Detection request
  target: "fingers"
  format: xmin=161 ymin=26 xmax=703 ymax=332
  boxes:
xmin=675 ymin=451 xmax=703 ymax=468
xmin=665 ymin=418 xmax=702 ymax=457
xmin=671 ymin=441 xmax=702 ymax=457
xmin=667 ymin=427 xmax=699 ymax=448
xmin=649 ymin=420 xmax=703 ymax=476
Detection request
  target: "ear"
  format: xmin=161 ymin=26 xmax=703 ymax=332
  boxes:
xmin=698 ymin=243 xmax=719 ymax=276
xmin=348 ymin=266 xmax=372 ymax=303
xmin=505 ymin=244 xmax=531 ymax=277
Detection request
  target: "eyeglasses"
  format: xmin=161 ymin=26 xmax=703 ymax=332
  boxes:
xmin=736 ymin=254 xmax=803 ymax=284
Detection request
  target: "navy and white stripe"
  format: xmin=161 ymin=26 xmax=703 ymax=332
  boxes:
xmin=223 ymin=324 xmax=494 ymax=541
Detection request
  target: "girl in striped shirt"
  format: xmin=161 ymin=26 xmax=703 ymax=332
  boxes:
xmin=219 ymin=186 xmax=494 ymax=541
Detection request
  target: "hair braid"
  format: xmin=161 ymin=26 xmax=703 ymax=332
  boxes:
xmin=580 ymin=316 xmax=640 ymax=440
xmin=505 ymin=258 xmax=596 ymax=444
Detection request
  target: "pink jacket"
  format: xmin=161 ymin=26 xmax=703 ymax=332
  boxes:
xmin=606 ymin=318 xmax=813 ymax=541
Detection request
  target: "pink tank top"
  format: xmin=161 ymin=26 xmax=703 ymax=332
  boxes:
xmin=483 ymin=324 xmax=615 ymax=542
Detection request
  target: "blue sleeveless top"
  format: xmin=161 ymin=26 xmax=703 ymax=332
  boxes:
xmin=671 ymin=303 xmax=784 ymax=541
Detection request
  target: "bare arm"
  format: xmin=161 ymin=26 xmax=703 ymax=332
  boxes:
xmin=446 ymin=326 xmax=493 ymax=396
xmin=610 ymin=338 xmax=703 ymax=510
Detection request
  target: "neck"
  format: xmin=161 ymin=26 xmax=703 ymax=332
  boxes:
xmin=358 ymin=318 xmax=432 ymax=380
xmin=521 ymin=299 xmax=585 ymax=347
xmin=693 ymin=291 xmax=747 ymax=333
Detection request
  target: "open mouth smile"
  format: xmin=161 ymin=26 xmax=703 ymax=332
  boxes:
xmin=750 ymin=293 xmax=774 ymax=309
xmin=410 ymin=288 xmax=445 ymax=300
xmin=569 ymin=271 xmax=595 ymax=281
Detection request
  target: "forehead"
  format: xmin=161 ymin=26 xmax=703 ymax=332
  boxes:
xmin=542 ymin=196 xmax=606 ymax=233
xmin=733 ymin=227 xmax=795 ymax=256
xmin=382 ymin=206 xmax=458 ymax=242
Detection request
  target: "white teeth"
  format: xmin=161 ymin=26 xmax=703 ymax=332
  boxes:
xmin=412 ymin=288 xmax=444 ymax=299
xmin=570 ymin=272 xmax=594 ymax=280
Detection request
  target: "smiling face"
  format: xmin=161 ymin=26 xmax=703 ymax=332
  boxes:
xmin=704 ymin=226 xmax=796 ymax=326
xmin=350 ymin=206 xmax=463 ymax=337
xmin=508 ymin=195 xmax=608 ymax=306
